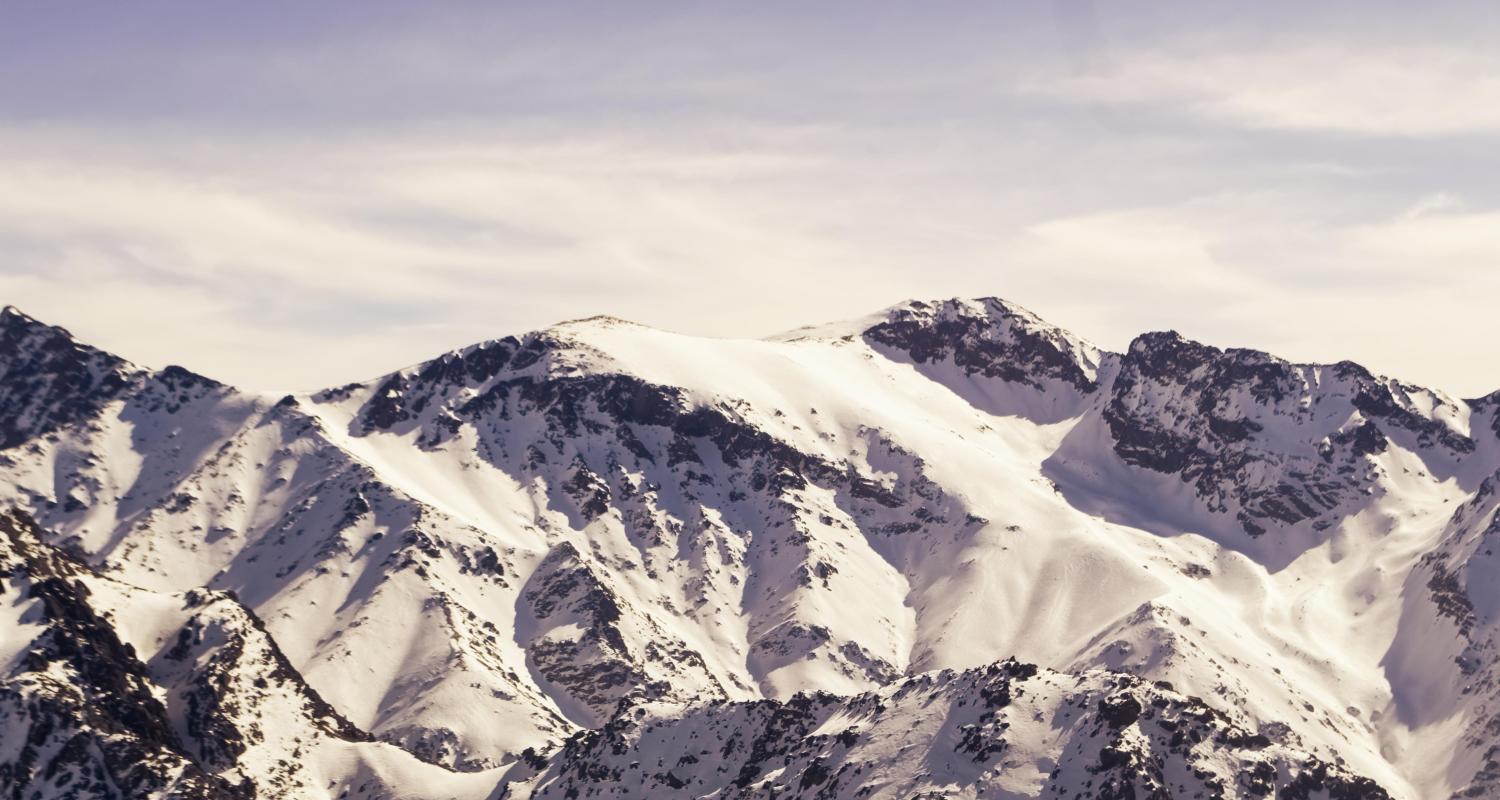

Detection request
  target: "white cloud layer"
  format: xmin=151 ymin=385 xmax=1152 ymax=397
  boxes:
xmin=2 ymin=3 xmax=1499 ymax=396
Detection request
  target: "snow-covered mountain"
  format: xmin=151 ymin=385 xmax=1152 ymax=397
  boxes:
xmin=1 ymin=297 xmax=1496 ymax=798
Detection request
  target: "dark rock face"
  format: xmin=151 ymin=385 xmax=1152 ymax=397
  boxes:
xmin=0 ymin=511 xmax=246 ymax=800
xmin=0 ymin=511 xmax=422 ymax=799
xmin=134 ymin=364 xmax=226 ymax=416
xmin=864 ymin=298 xmax=1099 ymax=393
xmin=346 ymin=337 xmax=524 ymax=435
xmin=520 ymin=542 xmax=726 ymax=726
xmin=516 ymin=658 xmax=1390 ymax=800
xmin=170 ymin=591 xmax=371 ymax=746
xmin=0 ymin=307 xmax=135 ymax=450
xmin=343 ymin=331 xmax=950 ymax=536
xmin=1333 ymin=361 xmax=1475 ymax=454
xmin=1468 ymin=391 xmax=1500 ymax=442
xmin=158 ymin=589 xmax=382 ymax=795
xmin=1412 ymin=471 xmax=1500 ymax=799
xmin=1426 ymin=560 xmax=1478 ymax=639
xmin=1103 ymin=332 xmax=1473 ymax=536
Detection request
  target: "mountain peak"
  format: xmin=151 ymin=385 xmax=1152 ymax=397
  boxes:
xmin=1127 ymin=329 xmax=1188 ymax=351
xmin=877 ymin=296 xmax=1037 ymax=325
xmin=0 ymin=305 xmax=116 ymax=359
xmin=1 ymin=304 xmax=49 ymax=332
xmin=0 ymin=306 xmax=137 ymax=449
xmin=550 ymin=314 xmax=645 ymax=330
xmin=863 ymin=295 xmax=1101 ymax=393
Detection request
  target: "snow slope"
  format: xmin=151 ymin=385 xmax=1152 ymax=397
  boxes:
xmin=0 ymin=510 xmax=499 ymax=800
xmin=0 ymin=297 xmax=1497 ymax=798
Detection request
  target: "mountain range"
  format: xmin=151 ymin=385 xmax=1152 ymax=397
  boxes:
xmin=2 ymin=297 xmax=1497 ymax=799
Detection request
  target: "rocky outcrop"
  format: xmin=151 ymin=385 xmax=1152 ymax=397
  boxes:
xmin=520 ymin=542 xmax=727 ymax=726
xmin=513 ymin=658 xmax=1389 ymax=799
xmin=864 ymin=297 xmax=1101 ymax=393
xmin=1103 ymin=331 xmax=1474 ymax=536
xmin=0 ymin=307 xmax=136 ymax=450
xmin=0 ymin=511 xmax=246 ymax=799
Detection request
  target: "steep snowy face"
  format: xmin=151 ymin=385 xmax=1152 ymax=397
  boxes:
xmin=0 ymin=511 xmax=243 ymax=799
xmin=1101 ymin=330 xmax=1477 ymax=538
xmin=0 ymin=305 xmax=248 ymax=560
xmin=0 ymin=318 xmax=581 ymax=771
xmin=0 ymin=308 xmax=226 ymax=455
xmin=0 ymin=510 xmax=500 ymax=800
xmin=311 ymin=321 xmax=956 ymax=724
xmin=1393 ymin=468 xmax=1500 ymax=798
xmin=1469 ymin=390 xmax=1500 ymax=442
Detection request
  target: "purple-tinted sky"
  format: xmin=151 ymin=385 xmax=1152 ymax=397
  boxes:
xmin=3 ymin=1 xmax=1499 ymax=395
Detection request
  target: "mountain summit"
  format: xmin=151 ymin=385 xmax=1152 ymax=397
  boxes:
xmin=0 ymin=298 xmax=1496 ymax=799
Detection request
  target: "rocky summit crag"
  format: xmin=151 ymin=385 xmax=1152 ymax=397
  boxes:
xmin=0 ymin=297 xmax=1497 ymax=798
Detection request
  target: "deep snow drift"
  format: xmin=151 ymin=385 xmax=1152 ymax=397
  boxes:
xmin=1 ymin=297 xmax=1497 ymax=799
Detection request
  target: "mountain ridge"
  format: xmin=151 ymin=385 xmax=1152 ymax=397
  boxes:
xmin=6 ymin=297 xmax=1493 ymax=405
xmin=0 ymin=296 xmax=1496 ymax=798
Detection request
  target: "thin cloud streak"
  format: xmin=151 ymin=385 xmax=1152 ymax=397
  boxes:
xmin=1035 ymin=45 xmax=1500 ymax=137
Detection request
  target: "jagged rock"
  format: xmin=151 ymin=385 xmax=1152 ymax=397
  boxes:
xmin=513 ymin=659 xmax=1390 ymax=799
xmin=1103 ymin=331 xmax=1473 ymax=536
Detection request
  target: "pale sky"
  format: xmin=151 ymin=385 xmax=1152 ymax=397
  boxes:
xmin=3 ymin=2 xmax=1499 ymax=396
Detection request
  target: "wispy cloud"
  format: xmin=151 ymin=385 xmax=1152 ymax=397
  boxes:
xmin=0 ymin=132 xmax=880 ymax=388
xmin=1036 ymin=44 xmax=1500 ymax=137
xmin=1 ymin=2 xmax=1498 ymax=395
